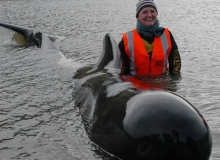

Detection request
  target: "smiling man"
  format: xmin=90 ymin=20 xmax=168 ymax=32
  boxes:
xmin=118 ymin=0 xmax=181 ymax=76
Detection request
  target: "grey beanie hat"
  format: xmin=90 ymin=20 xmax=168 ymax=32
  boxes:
xmin=136 ymin=0 xmax=158 ymax=18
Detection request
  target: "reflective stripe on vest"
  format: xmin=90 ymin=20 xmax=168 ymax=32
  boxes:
xmin=122 ymin=28 xmax=172 ymax=76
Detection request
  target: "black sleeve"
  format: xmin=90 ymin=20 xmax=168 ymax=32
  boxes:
xmin=118 ymin=39 xmax=131 ymax=75
xmin=168 ymin=31 xmax=181 ymax=74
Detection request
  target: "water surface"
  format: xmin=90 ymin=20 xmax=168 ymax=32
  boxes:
xmin=0 ymin=0 xmax=220 ymax=159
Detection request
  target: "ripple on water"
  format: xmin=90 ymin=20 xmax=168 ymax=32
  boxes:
xmin=1 ymin=0 xmax=220 ymax=159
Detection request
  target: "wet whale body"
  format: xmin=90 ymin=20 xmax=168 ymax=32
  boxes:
xmin=0 ymin=22 xmax=212 ymax=159
xmin=73 ymin=35 xmax=212 ymax=159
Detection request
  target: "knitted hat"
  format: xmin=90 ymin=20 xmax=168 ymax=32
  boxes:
xmin=136 ymin=0 xmax=158 ymax=18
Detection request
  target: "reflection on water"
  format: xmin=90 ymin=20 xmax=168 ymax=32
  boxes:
xmin=0 ymin=0 xmax=220 ymax=159
xmin=121 ymin=73 xmax=182 ymax=92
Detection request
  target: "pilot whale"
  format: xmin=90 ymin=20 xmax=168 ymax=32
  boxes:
xmin=73 ymin=34 xmax=212 ymax=159
xmin=0 ymin=22 xmax=212 ymax=160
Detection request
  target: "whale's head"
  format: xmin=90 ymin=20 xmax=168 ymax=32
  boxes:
xmin=122 ymin=91 xmax=212 ymax=160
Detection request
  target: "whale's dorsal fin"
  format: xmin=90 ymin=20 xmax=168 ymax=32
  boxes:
xmin=94 ymin=33 xmax=121 ymax=70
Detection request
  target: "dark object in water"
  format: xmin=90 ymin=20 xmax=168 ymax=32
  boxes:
xmin=0 ymin=22 xmax=59 ymax=48
xmin=73 ymin=34 xmax=212 ymax=160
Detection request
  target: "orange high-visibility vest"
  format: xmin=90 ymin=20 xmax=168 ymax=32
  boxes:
xmin=122 ymin=28 xmax=172 ymax=76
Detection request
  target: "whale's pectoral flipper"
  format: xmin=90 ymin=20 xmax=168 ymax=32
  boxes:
xmin=0 ymin=22 xmax=59 ymax=48
xmin=0 ymin=22 xmax=63 ymax=49
xmin=0 ymin=22 xmax=37 ymax=47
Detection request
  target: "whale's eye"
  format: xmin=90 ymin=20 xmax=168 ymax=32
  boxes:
xmin=138 ymin=142 xmax=151 ymax=155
